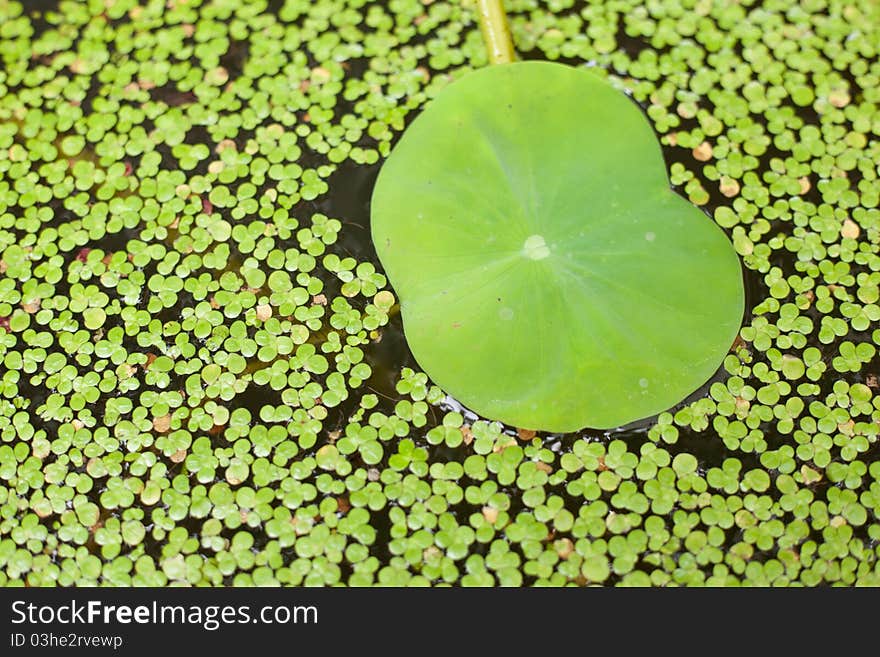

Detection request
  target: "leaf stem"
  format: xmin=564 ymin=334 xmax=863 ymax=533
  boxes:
xmin=475 ymin=0 xmax=515 ymax=65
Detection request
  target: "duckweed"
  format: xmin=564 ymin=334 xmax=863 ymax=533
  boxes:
xmin=0 ymin=0 xmax=878 ymax=587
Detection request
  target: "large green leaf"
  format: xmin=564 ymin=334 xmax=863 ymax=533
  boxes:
xmin=371 ymin=61 xmax=744 ymax=432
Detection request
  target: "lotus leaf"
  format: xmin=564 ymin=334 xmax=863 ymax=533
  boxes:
xmin=371 ymin=61 xmax=744 ymax=431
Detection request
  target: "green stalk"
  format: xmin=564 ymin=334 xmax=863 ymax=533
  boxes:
xmin=475 ymin=0 xmax=515 ymax=65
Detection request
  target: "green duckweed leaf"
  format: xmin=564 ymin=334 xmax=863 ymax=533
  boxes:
xmin=372 ymin=61 xmax=744 ymax=431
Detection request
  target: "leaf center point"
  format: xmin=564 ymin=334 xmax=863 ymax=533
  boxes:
xmin=522 ymin=234 xmax=550 ymax=260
